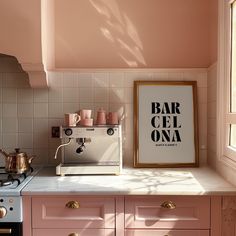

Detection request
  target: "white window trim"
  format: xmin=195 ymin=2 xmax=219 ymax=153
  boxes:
xmin=217 ymin=0 xmax=236 ymax=166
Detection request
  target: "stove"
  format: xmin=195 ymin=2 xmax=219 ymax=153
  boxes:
xmin=0 ymin=167 xmax=39 ymax=235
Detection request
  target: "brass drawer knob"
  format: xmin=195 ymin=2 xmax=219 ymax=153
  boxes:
xmin=65 ymin=200 xmax=80 ymax=209
xmin=160 ymin=200 xmax=176 ymax=209
xmin=68 ymin=233 xmax=79 ymax=236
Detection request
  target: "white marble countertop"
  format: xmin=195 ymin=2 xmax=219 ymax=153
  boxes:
xmin=22 ymin=166 xmax=236 ymax=195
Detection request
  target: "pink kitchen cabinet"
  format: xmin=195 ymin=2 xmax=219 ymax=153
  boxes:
xmin=125 ymin=229 xmax=209 ymax=236
xmin=33 ymin=229 xmax=115 ymax=236
xmin=125 ymin=196 xmax=210 ymax=229
xmin=23 ymin=195 xmax=221 ymax=236
xmin=32 ymin=196 xmax=115 ymax=229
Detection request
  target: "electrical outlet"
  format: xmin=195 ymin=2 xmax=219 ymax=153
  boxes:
xmin=51 ymin=126 xmax=60 ymax=138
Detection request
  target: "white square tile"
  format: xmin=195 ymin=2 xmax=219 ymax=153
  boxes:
xmin=183 ymin=72 xmax=198 ymax=81
xmin=197 ymin=87 xmax=207 ymax=104
xmin=0 ymin=89 xmax=2 ymax=103
xmin=109 ymin=72 xmax=124 ymax=88
xmin=93 ymin=72 xmax=109 ymax=87
xmin=2 ymin=88 xmax=17 ymax=103
xmin=2 ymin=73 xmax=20 ymax=88
xmin=49 ymin=103 xmax=63 ymax=118
xmin=63 ymin=88 xmax=78 ymax=102
xmin=109 ymin=88 xmax=125 ymax=103
xmin=79 ymin=103 xmax=94 ymax=112
xmin=78 ymin=73 xmax=93 ymax=87
xmin=48 ymin=118 xmax=64 ymax=127
xmin=49 ymin=136 xmax=61 ymax=149
xmin=167 ymin=72 xmax=184 ymax=80
xmin=2 ymin=134 xmax=17 ymax=148
xmin=48 ymin=87 xmax=63 ymax=103
xmin=32 ymin=148 xmax=49 ymax=165
xmin=63 ymin=103 xmax=79 ymax=114
xmin=0 ymin=104 xmax=2 ymax=117
xmin=17 ymin=89 xmax=33 ymax=103
xmin=33 ymin=118 xmax=48 ymax=133
xmin=79 ymin=88 xmax=94 ymax=103
xmin=18 ymin=133 xmax=33 ymax=148
xmin=2 ymin=118 xmax=18 ymax=133
xmin=33 ymin=133 xmax=49 ymax=148
xmin=94 ymin=88 xmax=109 ymax=103
xmin=33 ymin=89 xmax=49 ymax=102
xmin=17 ymin=75 xmax=30 ymax=88
xmin=18 ymin=103 xmax=33 ymax=118
xmin=2 ymin=104 xmax=17 ymax=117
xmin=63 ymin=72 xmax=78 ymax=87
xmin=197 ymin=72 xmax=207 ymax=87
xmin=153 ymin=72 xmax=168 ymax=80
xmin=124 ymin=88 xmax=133 ymax=103
xmin=124 ymin=73 xmax=138 ymax=88
xmin=34 ymin=103 xmax=48 ymax=118
xmin=18 ymin=118 xmax=33 ymax=133
xmin=47 ymin=72 xmax=63 ymax=87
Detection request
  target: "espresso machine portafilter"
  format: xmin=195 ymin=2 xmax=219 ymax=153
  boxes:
xmin=55 ymin=125 xmax=122 ymax=176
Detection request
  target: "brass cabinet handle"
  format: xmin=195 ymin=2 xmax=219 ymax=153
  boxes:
xmin=160 ymin=200 xmax=176 ymax=209
xmin=0 ymin=228 xmax=12 ymax=234
xmin=65 ymin=200 xmax=80 ymax=209
xmin=68 ymin=233 xmax=79 ymax=236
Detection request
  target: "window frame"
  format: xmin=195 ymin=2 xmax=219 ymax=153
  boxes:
xmin=218 ymin=0 xmax=236 ymax=164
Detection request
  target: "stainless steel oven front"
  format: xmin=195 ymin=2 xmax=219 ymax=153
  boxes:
xmin=0 ymin=222 xmax=22 ymax=236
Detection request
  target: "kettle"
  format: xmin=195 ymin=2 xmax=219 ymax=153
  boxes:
xmin=0 ymin=148 xmax=34 ymax=174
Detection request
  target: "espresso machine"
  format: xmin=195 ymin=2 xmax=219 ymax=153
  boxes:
xmin=55 ymin=125 xmax=122 ymax=176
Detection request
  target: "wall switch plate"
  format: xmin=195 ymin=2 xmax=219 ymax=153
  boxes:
xmin=51 ymin=126 xmax=60 ymax=138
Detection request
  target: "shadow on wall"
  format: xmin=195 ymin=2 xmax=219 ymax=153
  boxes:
xmin=89 ymin=0 xmax=146 ymax=67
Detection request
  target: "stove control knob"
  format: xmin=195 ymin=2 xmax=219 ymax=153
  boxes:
xmin=0 ymin=207 xmax=7 ymax=218
xmin=107 ymin=128 xmax=114 ymax=136
xmin=65 ymin=128 xmax=73 ymax=136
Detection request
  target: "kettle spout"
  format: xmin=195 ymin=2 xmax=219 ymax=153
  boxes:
xmin=0 ymin=149 xmax=8 ymax=158
xmin=27 ymin=156 xmax=35 ymax=164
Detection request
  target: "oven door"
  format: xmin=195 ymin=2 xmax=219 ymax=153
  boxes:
xmin=0 ymin=222 xmax=22 ymax=236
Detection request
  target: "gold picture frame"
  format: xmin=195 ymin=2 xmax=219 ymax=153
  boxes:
xmin=134 ymin=81 xmax=199 ymax=168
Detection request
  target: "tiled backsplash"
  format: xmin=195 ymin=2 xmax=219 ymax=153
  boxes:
xmin=0 ymin=57 xmax=208 ymax=167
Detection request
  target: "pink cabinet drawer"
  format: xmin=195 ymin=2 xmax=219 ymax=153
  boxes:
xmin=33 ymin=228 xmax=115 ymax=236
xmin=125 ymin=229 xmax=209 ymax=236
xmin=125 ymin=196 xmax=210 ymax=229
xmin=32 ymin=196 xmax=115 ymax=229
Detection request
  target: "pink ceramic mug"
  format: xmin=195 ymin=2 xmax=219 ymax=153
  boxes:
xmin=96 ymin=108 xmax=106 ymax=125
xmin=107 ymin=112 xmax=119 ymax=125
xmin=64 ymin=113 xmax=80 ymax=126
xmin=80 ymin=109 xmax=92 ymax=120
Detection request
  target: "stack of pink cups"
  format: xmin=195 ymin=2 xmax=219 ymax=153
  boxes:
xmin=79 ymin=109 xmax=93 ymax=126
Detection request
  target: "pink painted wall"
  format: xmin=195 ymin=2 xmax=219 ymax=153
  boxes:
xmin=0 ymin=0 xmax=42 ymax=64
xmin=55 ymin=0 xmax=213 ymax=68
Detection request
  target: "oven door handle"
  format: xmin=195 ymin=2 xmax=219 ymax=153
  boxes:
xmin=0 ymin=228 xmax=12 ymax=234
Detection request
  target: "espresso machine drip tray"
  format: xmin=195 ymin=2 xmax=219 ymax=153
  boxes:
xmin=55 ymin=125 xmax=122 ymax=176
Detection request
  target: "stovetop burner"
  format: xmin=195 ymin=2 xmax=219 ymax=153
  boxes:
xmin=0 ymin=167 xmax=33 ymax=189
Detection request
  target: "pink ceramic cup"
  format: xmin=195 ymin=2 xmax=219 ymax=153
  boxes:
xmin=80 ymin=118 xmax=93 ymax=126
xmin=64 ymin=113 xmax=80 ymax=126
xmin=107 ymin=112 xmax=119 ymax=125
xmin=96 ymin=108 xmax=106 ymax=125
xmin=80 ymin=109 xmax=92 ymax=119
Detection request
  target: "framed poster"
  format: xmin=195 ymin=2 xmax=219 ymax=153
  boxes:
xmin=133 ymin=81 xmax=199 ymax=167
